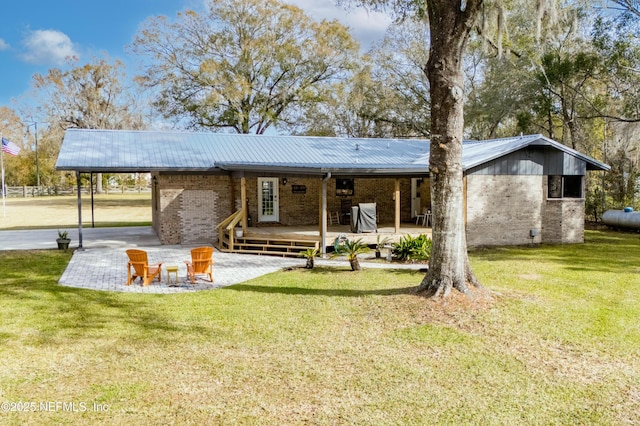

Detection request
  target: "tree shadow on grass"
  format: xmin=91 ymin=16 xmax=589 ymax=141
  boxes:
xmin=0 ymin=280 xmax=209 ymax=347
xmin=225 ymin=268 xmax=420 ymax=297
xmin=0 ymin=251 xmax=424 ymax=347
xmin=226 ymin=284 xmax=417 ymax=297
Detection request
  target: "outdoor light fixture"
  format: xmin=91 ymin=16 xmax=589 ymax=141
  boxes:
xmin=281 ymin=178 xmax=287 ymax=185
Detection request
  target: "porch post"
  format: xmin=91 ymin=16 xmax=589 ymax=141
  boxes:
xmin=241 ymin=175 xmax=248 ymax=231
xmin=394 ymin=178 xmax=401 ymax=234
xmin=320 ymin=173 xmax=330 ymax=257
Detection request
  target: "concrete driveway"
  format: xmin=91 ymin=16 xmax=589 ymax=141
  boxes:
xmin=0 ymin=226 xmax=161 ymax=251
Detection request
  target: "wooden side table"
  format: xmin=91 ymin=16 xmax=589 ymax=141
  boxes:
xmin=166 ymin=265 xmax=179 ymax=285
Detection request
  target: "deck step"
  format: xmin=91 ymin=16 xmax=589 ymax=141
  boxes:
xmin=218 ymin=248 xmax=306 ymax=257
xmin=218 ymin=233 xmax=319 ymax=257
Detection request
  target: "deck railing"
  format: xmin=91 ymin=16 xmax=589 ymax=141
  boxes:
xmin=216 ymin=209 xmax=244 ymax=251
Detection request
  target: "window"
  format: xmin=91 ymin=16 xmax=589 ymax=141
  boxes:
xmin=548 ymin=175 xmax=582 ymax=199
xmin=336 ymin=178 xmax=354 ymax=196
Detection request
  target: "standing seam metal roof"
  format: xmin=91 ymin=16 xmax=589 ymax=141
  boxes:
xmin=55 ymin=129 xmax=610 ymax=174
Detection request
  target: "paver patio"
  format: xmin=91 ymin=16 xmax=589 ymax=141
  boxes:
xmin=59 ymin=246 xmax=305 ymax=294
xmin=58 ymin=246 xmax=426 ymax=294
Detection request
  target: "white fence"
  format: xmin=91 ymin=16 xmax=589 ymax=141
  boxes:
xmin=3 ymin=185 xmax=151 ymax=198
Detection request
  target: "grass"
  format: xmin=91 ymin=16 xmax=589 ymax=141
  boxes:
xmin=0 ymin=230 xmax=639 ymax=424
xmin=0 ymin=193 xmax=151 ymax=230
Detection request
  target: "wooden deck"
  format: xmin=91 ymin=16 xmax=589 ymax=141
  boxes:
xmin=218 ymin=222 xmax=432 ymax=257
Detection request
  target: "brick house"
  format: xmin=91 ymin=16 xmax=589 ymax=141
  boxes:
xmin=56 ymin=130 xmax=609 ymax=252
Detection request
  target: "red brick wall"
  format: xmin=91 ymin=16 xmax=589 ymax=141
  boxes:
xmin=152 ymin=173 xmax=419 ymax=243
xmin=153 ymin=174 xmax=233 ymax=244
xmin=241 ymin=176 xmax=415 ymax=226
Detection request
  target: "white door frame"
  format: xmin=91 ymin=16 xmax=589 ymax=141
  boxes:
xmin=258 ymin=177 xmax=279 ymax=222
xmin=411 ymin=178 xmax=422 ymax=217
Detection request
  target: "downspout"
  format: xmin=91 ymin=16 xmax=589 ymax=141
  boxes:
xmin=320 ymin=172 xmax=331 ymax=257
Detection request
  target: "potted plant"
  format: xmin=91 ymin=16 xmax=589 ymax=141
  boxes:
xmin=375 ymin=235 xmax=390 ymax=259
xmin=56 ymin=230 xmax=71 ymax=250
xmin=299 ymin=248 xmax=319 ymax=269
xmin=331 ymin=238 xmax=370 ymax=271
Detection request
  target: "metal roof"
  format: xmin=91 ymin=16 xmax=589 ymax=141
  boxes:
xmin=55 ymin=129 xmax=610 ymax=174
xmin=459 ymin=134 xmax=610 ymax=171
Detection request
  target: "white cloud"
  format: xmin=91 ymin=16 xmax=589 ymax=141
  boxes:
xmin=285 ymin=0 xmax=391 ymax=50
xmin=198 ymin=0 xmax=391 ymax=50
xmin=0 ymin=39 xmax=9 ymax=50
xmin=20 ymin=29 xmax=79 ymax=65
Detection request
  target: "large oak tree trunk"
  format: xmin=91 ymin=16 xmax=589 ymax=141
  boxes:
xmin=418 ymin=0 xmax=483 ymax=298
xmin=95 ymin=172 xmax=103 ymax=194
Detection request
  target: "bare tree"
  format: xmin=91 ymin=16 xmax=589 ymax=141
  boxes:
xmin=131 ymin=0 xmax=359 ymax=134
xmin=608 ymin=0 xmax=640 ymax=18
xmin=32 ymin=56 xmax=145 ymax=192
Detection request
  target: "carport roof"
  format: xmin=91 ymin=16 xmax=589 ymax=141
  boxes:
xmin=55 ymin=129 xmax=610 ymax=174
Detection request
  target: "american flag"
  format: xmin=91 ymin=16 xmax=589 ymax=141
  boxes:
xmin=1 ymin=137 xmax=20 ymax=156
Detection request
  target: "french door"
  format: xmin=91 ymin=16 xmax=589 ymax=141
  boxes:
xmin=411 ymin=178 xmax=422 ymax=218
xmin=258 ymin=177 xmax=279 ymax=222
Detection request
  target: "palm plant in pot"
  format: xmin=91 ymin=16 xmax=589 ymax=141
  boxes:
xmin=375 ymin=235 xmax=390 ymax=258
xmin=332 ymin=238 xmax=370 ymax=271
xmin=56 ymin=230 xmax=71 ymax=250
xmin=299 ymin=248 xmax=319 ymax=269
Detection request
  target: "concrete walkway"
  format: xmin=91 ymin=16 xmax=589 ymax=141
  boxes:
xmin=1 ymin=226 xmax=425 ymax=294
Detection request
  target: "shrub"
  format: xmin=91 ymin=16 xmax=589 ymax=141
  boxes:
xmin=392 ymin=234 xmax=431 ymax=262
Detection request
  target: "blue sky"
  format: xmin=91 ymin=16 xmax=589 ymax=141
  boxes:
xmin=0 ymin=0 xmax=391 ymax=108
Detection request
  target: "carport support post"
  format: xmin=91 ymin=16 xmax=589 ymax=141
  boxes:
xmin=394 ymin=178 xmax=401 ymax=234
xmin=76 ymin=171 xmax=84 ymax=250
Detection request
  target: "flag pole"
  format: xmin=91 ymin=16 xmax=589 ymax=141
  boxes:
xmin=2 ymin=136 xmax=22 ymax=218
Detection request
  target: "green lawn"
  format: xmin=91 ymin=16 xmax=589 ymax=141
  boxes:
xmin=0 ymin=230 xmax=639 ymax=424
